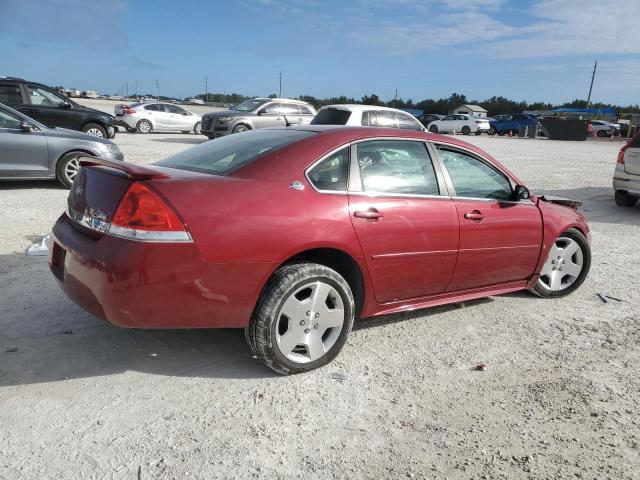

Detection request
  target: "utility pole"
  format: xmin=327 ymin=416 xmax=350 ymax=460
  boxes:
xmin=278 ymin=71 xmax=282 ymax=98
xmin=204 ymin=75 xmax=208 ymax=102
xmin=125 ymin=81 xmax=129 ymax=99
xmin=155 ymin=78 xmax=159 ymax=101
xmin=394 ymin=88 xmax=398 ymax=108
xmin=135 ymin=80 xmax=138 ymax=99
xmin=586 ymin=61 xmax=597 ymax=108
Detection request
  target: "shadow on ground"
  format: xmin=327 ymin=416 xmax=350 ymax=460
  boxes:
xmin=0 ymin=180 xmax=64 ymax=190
xmin=151 ymin=137 xmax=206 ymax=145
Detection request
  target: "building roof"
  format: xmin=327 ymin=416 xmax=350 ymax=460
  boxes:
xmin=456 ymin=104 xmax=488 ymax=113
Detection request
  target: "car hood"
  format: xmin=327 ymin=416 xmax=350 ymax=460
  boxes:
xmin=72 ymin=103 xmax=113 ymax=118
xmin=42 ymin=126 xmax=113 ymax=144
xmin=203 ymin=110 xmax=251 ymax=119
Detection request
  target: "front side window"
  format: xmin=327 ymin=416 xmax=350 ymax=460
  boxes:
xmin=0 ymin=84 xmax=23 ymax=104
xmin=0 ymin=108 xmax=22 ymax=129
xmin=307 ymin=147 xmax=349 ymax=191
xmin=375 ymin=110 xmax=395 ymax=127
xmin=155 ymin=129 xmax=314 ymax=176
xmin=438 ymin=148 xmax=512 ymax=200
xmin=356 ymin=140 xmax=439 ymax=195
xmin=27 ymin=85 xmax=66 ymax=107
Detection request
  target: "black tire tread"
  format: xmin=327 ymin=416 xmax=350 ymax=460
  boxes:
xmin=245 ymin=263 xmax=354 ymax=376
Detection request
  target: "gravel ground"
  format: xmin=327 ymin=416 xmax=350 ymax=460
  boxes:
xmin=1 ymin=132 xmax=639 ymax=479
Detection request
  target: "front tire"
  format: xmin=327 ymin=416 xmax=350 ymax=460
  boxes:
xmin=232 ymin=124 xmax=250 ymax=134
xmin=246 ymin=263 xmax=355 ymax=375
xmin=531 ymin=228 xmax=590 ymax=297
xmin=82 ymin=123 xmax=107 ymax=138
xmin=462 ymin=126 xmax=471 ymax=135
xmin=429 ymin=125 xmax=438 ymax=133
xmin=615 ymin=190 xmax=639 ymax=207
xmin=488 ymin=126 xmax=496 ymax=135
xmin=193 ymin=121 xmax=201 ymax=134
xmin=56 ymin=151 xmax=84 ymax=188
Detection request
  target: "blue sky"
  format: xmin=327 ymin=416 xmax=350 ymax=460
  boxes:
xmin=1 ymin=0 xmax=638 ymax=104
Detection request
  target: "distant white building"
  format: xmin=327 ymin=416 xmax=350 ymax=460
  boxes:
xmin=451 ymin=104 xmax=488 ymax=118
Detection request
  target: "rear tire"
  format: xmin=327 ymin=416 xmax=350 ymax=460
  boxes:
xmin=136 ymin=119 xmax=152 ymax=134
xmin=82 ymin=123 xmax=107 ymax=138
xmin=429 ymin=125 xmax=438 ymax=133
xmin=531 ymin=228 xmax=590 ymax=298
xmin=56 ymin=151 xmax=84 ymax=188
xmin=488 ymin=126 xmax=496 ymax=135
xmin=596 ymin=130 xmax=606 ymax=138
xmin=615 ymin=190 xmax=639 ymax=207
xmin=245 ymin=263 xmax=355 ymax=375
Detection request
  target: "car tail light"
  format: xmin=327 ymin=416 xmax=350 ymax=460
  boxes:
xmin=617 ymin=143 xmax=630 ymax=165
xmin=123 ymin=108 xmax=136 ymax=115
xmin=110 ymin=183 xmax=192 ymax=242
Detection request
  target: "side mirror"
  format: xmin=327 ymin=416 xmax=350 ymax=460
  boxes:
xmin=61 ymin=102 xmax=71 ymax=109
xmin=20 ymin=121 xmax=33 ymax=133
xmin=256 ymin=110 xmax=264 ymax=116
xmin=514 ymin=185 xmax=530 ymax=201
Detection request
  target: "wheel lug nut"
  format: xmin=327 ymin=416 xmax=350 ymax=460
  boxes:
xmin=306 ymin=311 xmax=310 ymax=316
xmin=304 ymin=329 xmax=310 ymax=334
xmin=559 ymin=268 xmax=563 ymax=271
xmin=551 ymin=260 xmax=556 ymax=264
xmin=562 ymin=260 xmax=565 ymax=264
xmin=299 ymin=320 xmax=305 ymax=326
xmin=314 ymin=313 xmax=320 ymax=318
xmin=314 ymin=324 xmax=319 ymax=329
xmin=552 ymin=267 xmax=556 ymax=270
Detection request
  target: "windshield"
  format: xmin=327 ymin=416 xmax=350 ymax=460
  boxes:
xmin=311 ymin=109 xmax=351 ymax=125
xmin=154 ymin=129 xmax=315 ymax=176
xmin=231 ymin=99 xmax=269 ymax=112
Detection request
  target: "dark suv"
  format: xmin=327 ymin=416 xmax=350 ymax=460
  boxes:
xmin=0 ymin=77 xmax=116 ymax=138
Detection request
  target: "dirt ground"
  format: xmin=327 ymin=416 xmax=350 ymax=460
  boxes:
xmin=1 ymin=130 xmax=639 ymax=479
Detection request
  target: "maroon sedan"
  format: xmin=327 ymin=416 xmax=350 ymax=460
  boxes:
xmin=50 ymin=126 xmax=591 ymax=374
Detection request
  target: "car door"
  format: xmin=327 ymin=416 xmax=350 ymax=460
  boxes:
xmin=22 ymin=84 xmax=74 ymax=129
xmin=255 ymin=103 xmax=286 ymax=128
xmin=0 ymin=107 xmax=49 ymax=177
xmin=144 ymin=104 xmax=169 ymax=130
xmin=298 ymin=104 xmax=316 ymax=125
xmin=435 ymin=145 xmax=543 ymax=291
xmin=438 ymin=115 xmax=455 ymax=133
xmin=164 ymin=104 xmax=192 ymax=129
xmin=348 ymin=139 xmax=459 ymax=303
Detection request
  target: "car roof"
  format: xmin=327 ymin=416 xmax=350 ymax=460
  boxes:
xmin=252 ymin=97 xmax=313 ymax=106
xmin=319 ymin=104 xmax=415 ymax=114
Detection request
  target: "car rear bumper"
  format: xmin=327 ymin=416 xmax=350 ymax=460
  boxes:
xmin=49 ymin=213 xmax=276 ymax=329
xmin=613 ymin=164 xmax=640 ymax=194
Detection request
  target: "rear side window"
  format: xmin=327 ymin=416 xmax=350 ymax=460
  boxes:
xmin=281 ymin=104 xmax=300 ymax=114
xmin=374 ymin=110 xmax=395 ymax=127
xmin=438 ymin=147 xmax=512 ymax=200
xmin=356 ymin=140 xmax=439 ymax=195
xmin=299 ymin=105 xmax=314 ymax=115
xmin=307 ymin=147 xmax=349 ymax=191
xmin=145 ymin=104 xmax=164 ymax=112
xmin=155 ymin=129 xmax=315 ymax=176
xmin=311 ymin=109 xmax=351 ymax=125
xmin=0 ymin=84 xmax=23 ymax=104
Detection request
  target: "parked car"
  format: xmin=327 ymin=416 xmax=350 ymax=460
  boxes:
xmin=489 ymin=114 xmax=538 ymax=136
xmin=428 ymin=114 xmax=490 ymax=135
xmin=200 ymin=98 xmax=316 ymax=139
xmin=590 ymin=120 xmax=617 ymax=137
xmin=418 ymin=113 xmax=444 ymax=127
xmin=0 ymin=103 xmax=123 ymax=188
xmin=613 ymin=131 xmax=640 ymax=207
xmin=0 ymin=77 xmax=117 ymax=138
xmin=50 ymin=126 xmax=591 ymax=375
xmin=311 ymin=104 xmax=424 ymax=131
xmin=114 ymin=102 xmax=202 ymax=134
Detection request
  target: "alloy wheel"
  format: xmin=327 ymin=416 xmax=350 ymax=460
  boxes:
xmin=275 ymin=281 xmax=345 ymax=363
xmin=64 ymin=156 xmax=81 ymax=184
xmin=85 ymin=128 xmax=104 ymax=137
xmin=538 ymin=237 xmax=584 ymax=292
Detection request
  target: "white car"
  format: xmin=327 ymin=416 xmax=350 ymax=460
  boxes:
xmin=114 ymin=102 xmax=202 ymax=134
xmin=427 ymin=114 xmax=490 ymax=135
xmin=591 ymin=120 xmax=617 ymax=137
xmin=310 ymin=104 xmax=424 ymax=131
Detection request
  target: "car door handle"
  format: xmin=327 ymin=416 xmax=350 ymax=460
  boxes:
xmin=464 ymin=211 xmax=485 ymax=221
xmin=354 ymin=208 xmax=384 ymax=220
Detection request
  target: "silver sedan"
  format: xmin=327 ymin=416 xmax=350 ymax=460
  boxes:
xmin=0 ymin=103 xmax=123 ymax=188
xmin=114 ymin=102 xmax=202 ymax=134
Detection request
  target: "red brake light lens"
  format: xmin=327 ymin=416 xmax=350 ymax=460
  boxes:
xmin=109 ymin=183 xmax=191 ymax=242
xmin=123 ymin=108 xmax=136 ymax=115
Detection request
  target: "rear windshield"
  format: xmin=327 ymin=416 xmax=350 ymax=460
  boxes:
xmin=311 ymin=109 xmax=351 ymax=125
xmin=154 ymin=129 xmax=314 ymax=175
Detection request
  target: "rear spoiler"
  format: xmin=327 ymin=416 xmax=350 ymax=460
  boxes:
xmin=80 ymin=156 xmax=169 ymax=180
xmin=539 ymin=195 xmax=582 ymax=210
